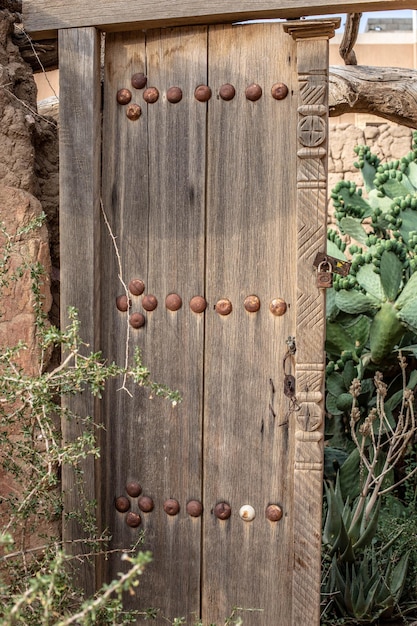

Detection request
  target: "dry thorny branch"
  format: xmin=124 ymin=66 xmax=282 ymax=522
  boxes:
xmin=349 ymin=354 xmax=416 ymax=525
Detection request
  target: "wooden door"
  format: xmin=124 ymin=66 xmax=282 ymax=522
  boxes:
xmin=61 ymin=19 xmax=334 ymax=625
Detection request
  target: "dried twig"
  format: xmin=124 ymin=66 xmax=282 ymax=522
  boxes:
xmin=339 ymin=13 xmax=362 ymax=65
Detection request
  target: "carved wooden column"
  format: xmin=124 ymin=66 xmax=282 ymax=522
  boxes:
xmin=284 ymin=19 xmax=340 ymax=626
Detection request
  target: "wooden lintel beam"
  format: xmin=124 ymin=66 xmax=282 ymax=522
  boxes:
xmin=23 ymin=0 xmax=417 ymax=38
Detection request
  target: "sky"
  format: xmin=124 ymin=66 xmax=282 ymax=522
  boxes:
xmin=325 ymin=10 xmax=414 ymax=33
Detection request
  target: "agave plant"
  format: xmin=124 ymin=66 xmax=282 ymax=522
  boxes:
xmin=322 ymin=476 xmax=410 ymax=624
xmin=322 ymin=476 xmax=381 ymax=562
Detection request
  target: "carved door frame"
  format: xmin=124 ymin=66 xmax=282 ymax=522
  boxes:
xmin=57 ymin=17 xmax=339 ymax=625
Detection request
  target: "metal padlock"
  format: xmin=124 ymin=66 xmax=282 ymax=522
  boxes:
xmin=317 ymin=260 xmax=333 ymax=288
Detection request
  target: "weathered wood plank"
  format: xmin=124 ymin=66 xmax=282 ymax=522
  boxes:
xmin=23 ymin=0 xmax=415 ymax=38
xmin=99 ymin=29 xmax=149 ymax=595
xmin=100 ymin=27 xmax=207 ymax=623
xmin=203 ymin=22 xmax=298 ymax=625
xmin=287 ymin=26 xmax=330 ymax=626
xmin=59 ymin=27 xmax=101 ymax=596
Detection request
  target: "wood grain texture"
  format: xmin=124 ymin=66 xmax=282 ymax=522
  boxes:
xmin=60 ymin=19 xmax=332 ymax=623
xmin=329 ymin=65 xmax=417 ymax=129
xmin=59 ymin=27 xmax=101 ymax=596
xmin=291 ymin=28 xmax=332 ymax=626
xmin=23 ymin=0 xmax=415 ymax=37
xmin=100 ymin=28 xmax=207 ymax=623
xmin=202 ymin=22 xmax=297 ymax=625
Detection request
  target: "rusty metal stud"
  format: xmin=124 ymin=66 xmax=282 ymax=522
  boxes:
xmin=190 ymin=296 xmax=207 ymax=313
xmin=219 ymin=83 xmax=235 ymax=101
xmin=138 ymin=495 xmax=154 ymax=513
xmin=131 ymin=72 xmax=147 ymax=90
xmin=165 ymin=293 xmax=182 ymax=311
xmin=126 ymin=481 xmax=142 ymax=498
xmin=186 ymin=500 xmax=203 ymax=517
xmin=214 ymin=502 xmax=232 ymax=520
xmin=239 ymin=504 xmax=256 ymax=521
xmin=244 ymin=295 xmax=260 ymax=313
xmin=142 ymin=294 xmax=158 ymax=311
xmin=167 ymin=86 xmax=183 ymax=103
xmin=143 ymin=87 xmax=159 ymax=103
xmin=215 ymin=298 xmax=232 ymax=316
xmin=163 ymin=498 xmax=180 ymax=516
xmin=115 ymin=496 xmax=130 ymax=513
xmin=129 ymin=312 xmax=145 ymax=328
xmin=271 ymin=82 xmax=289 ymax=100
xmin=269 ymin=298 xmax=287 ymax=317
xmin=194 ymin=85 xmax=212 ymax=102
xmin=116 ymin=88 xmax=132 ymax=105
xmin=116 ymin=294 xmax=131 ymax=312
xmin=126 ymin=511 xmax=141 ymax=528
xmin=266 ymin=504 xmax=283 ymax=522
xmin=129 ymin=278 xmax=145 ymax=296
xmin=245 ymin=83 xmax=262 ymax=101
xmin=126 ymin=103 xmax=142 ymax=120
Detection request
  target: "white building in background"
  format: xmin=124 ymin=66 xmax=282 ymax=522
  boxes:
xmin=329 ymin=10 xmax=417 ymax=125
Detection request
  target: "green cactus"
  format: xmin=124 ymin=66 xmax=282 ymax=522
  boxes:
xmin=323 ymin=137 xmax=417 ymax=625
xmin=327 ymin=134 xmax=417 ymax=366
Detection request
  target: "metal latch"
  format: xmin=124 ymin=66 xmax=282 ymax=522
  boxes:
xmin=313 ymin=251 xmax=351 ymax=277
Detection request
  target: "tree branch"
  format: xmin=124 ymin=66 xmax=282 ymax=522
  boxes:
xmin=339 ymin=12 xmax=361 ymax=65
xmin=329 ymin=65 xmax=417 ymax=128
xmin=12 ymin=26 xmax=58 ymax=72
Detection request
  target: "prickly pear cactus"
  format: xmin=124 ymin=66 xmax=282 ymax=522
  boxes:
xmin=327 ymin=134 xmax=417 ymax=367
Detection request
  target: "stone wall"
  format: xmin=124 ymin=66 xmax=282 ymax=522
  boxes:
xmin=329 ymin=123 xmax=414 ymax=193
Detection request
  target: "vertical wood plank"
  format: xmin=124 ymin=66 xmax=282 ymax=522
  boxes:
xmin=203 ymin=23 xmax=298 ymax=625
xmin=59 ymin=26 xmax=101 ymax=595
xmin=100 ymin=29 xmax=149 ymax=594
xmin=101 ymin=27 xmax=207 ymax=623
xmin=284 ymin=20 xmax=339 ymax=626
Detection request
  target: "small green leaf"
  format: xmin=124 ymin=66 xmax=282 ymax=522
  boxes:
xmin=339 ymin=448 xmax=361 ymax=500
xmin=408 ymin=369 xmax=417 ymax=388
xmin=398 ymin=297 xmax=417 ymax=333
xmin=335 ymin=290 xmax=380 ymax=314
xmin=406 ymin=162 xmax=417 ymax=188
xmin=360 ymin=158 xmax=378 ymax=193
xmin=368 ymin=189 xmax=393 ymax=213
xmin=382 ymin=177 xmax=414 ymax=199
xmin=344 ymin=314 xmax=372 ymax=350
xmin=396 ymin=208 xmax=417 ymax=244
xmin=356 ymin=264 xmax=385 ymax=301
xmin=342 ymin=360 xmax=357 ymax=389
xmin=396 ymin=271 xmax=417 ymax=308
xmin=326 ymin=288 xmax=339 ymax=321
xmin=323 ymin=482 xmax=343 ymax=546
xmin=327 ymin=372 xmax=346 ymax=396
xmin=331 ymin=515 xmax=351 ymax=557
xmin=353 ymin=498 xmax=381 ymax=552
xmin=390 ymin=551 xmax=410 ymax=598
xmin=327 ymin=239 xmax=348 ymax=260
xmin=339 ymin=217 xmax=368 ymax=245
xmin=326 ymin=321 xmax=356 ymax=354
xmin=380 ymin=251 xmax=403 ymax=301
xmin=326 ymin=393 xmax=343 ymax=416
